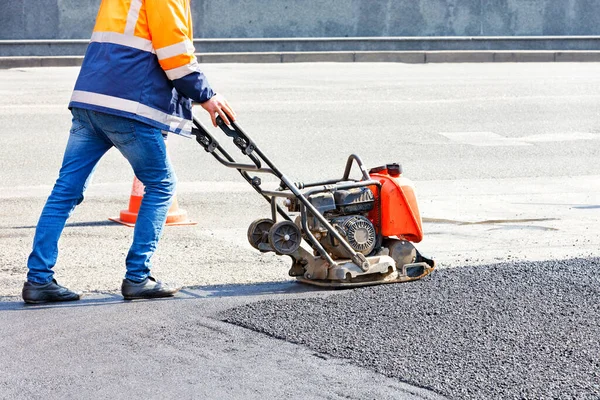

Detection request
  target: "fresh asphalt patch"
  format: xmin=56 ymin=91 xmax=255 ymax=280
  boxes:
xmin=221 ymin=258 xmax=600 ymax=400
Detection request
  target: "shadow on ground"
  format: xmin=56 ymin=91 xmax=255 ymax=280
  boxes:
xmin=0 ymin=280 xmax=324 ymax=312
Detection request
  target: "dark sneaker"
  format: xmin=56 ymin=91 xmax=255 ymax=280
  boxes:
xmin=121 ymin=276 xmax=180 ymax=300
xmin=22 ymin=279 xmax=81 ymax=304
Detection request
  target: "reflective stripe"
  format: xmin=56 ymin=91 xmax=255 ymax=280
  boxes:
xmin=165 ymin=60 xmax=200 ymax=80
xmin=156 ymin=39 xmax=195 ymax=60
xmin=91 ymin=31 xmax=154 ymax=53
xmin=124 ymin=0 xmax=143 ymax=36
xmin=70 ymin=90 xmax=192 ymax=135
xmin=159 ymin=53 xmax=195 ymax=71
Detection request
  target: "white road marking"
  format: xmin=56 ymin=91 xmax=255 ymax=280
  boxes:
xmin=439 ymin=131 xmax=531 ymax=146
xmin=439 ymin=131 xmax=600 ymax=146
xmin=517 ymin=132 xmax=600 ymax=142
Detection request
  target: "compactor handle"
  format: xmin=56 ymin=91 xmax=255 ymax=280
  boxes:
xmin=342 ymin=154 xmax=371 ymax=181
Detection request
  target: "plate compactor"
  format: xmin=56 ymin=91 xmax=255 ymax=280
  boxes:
xmin=192 ymin=117 xmax=435 ymax=288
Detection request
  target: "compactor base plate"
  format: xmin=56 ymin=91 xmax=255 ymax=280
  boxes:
xmin=296 ymin=262 xmax=435 ymax=288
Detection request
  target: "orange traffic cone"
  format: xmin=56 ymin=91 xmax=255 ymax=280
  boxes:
xmin=109 ymin=176 xmax=196 ymax=227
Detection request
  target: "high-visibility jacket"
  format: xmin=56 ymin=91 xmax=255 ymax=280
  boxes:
xmin=69 ymin=0 xmax=214 ymax=136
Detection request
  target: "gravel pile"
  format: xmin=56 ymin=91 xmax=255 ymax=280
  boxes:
xmin=222 ymin=258 xmax=600 ymax=399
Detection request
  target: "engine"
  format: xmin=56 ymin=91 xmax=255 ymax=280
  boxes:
xmin=299 ymin=186 xmax=377 ymax=259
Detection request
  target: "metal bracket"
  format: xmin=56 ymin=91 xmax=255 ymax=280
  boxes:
xmin=352 ymin=253 xmax=370 ymax=272
xmin=218 ymin=118 xmax=257 ymax=156
xmin=193 ymin=128 xmax=219 ymax=153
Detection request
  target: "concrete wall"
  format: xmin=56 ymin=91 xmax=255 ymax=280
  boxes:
xmin=1 ymin=0 xmax=600 ymax=40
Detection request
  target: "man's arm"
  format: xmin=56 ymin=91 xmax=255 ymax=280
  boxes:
xmin=145 ymin=0 xmax=235 ymax=126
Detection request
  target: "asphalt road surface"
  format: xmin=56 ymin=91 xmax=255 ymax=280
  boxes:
xmin=224 ymin=257 xmax=600 ymax=399
xmin=0 ymin=63 xmax=599 ymax=399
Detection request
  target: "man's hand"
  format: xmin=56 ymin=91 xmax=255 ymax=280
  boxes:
xmin=198 ymin=93 xmax=236 ymax=127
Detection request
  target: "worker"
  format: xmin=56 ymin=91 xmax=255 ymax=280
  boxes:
xmin=22 ymin=0 xmax=234 ymax=303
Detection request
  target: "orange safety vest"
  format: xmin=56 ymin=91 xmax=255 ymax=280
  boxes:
xmin=69 ymin=0 xmax=214 ymax=136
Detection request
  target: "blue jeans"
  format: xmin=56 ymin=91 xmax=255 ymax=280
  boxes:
xmin=27 ymin=108 xmax=176 ymax=284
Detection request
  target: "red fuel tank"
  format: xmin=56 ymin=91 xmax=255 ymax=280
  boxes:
xmin=368 ymin=164 xmax=423 ymax=243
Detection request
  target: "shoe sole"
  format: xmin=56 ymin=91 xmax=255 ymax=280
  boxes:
xmin=23 ymin=296 xmax=81 ymax=305
xmin=122 ymin=292 xmax=178 ymax=301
